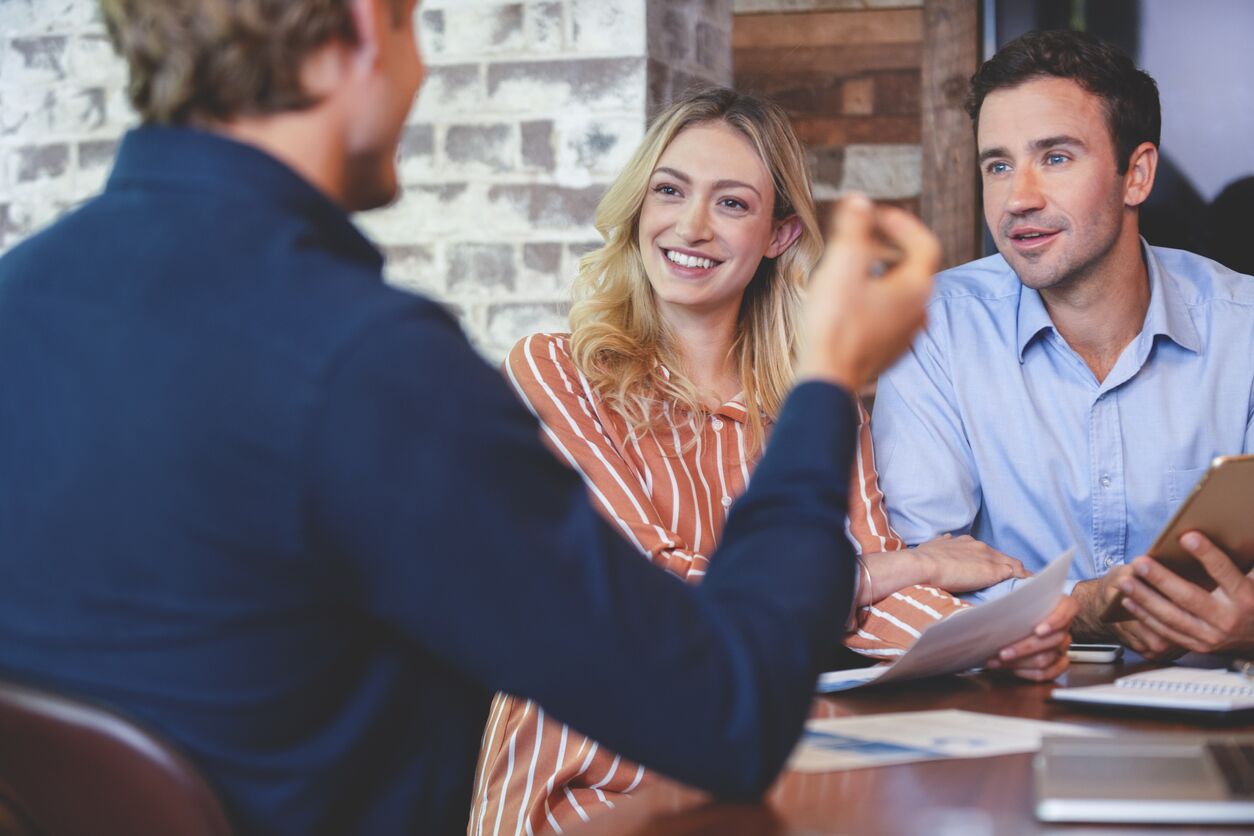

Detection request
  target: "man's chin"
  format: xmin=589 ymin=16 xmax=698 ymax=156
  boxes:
xmin=343 ymin=159 xmax=401 ymax=213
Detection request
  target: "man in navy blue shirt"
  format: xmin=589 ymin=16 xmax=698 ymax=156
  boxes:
xmin=0 ymin=1 xmax=1071 ymax=833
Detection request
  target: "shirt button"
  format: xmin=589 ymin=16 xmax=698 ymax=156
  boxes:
xmin=1104 ymin=556 xmax=1115 ymax=569
xmin=711 ymin=418 xmax=724 ymax=431
xmin=721 ymin=496 xmax=733 ymax=508
xmin=1101 ymin=475 xmax=1112 ymax=487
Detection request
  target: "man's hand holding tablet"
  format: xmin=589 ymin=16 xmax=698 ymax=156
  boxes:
xmin=1096 ymin=456 xmax=1254 ymax=657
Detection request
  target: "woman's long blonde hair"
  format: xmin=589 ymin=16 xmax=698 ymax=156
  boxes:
xmin=569 ymin=87 xmax=822 ymax=454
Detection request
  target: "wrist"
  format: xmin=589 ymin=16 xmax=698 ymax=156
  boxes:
xmin=1069 ymin=580 xmax=1112 ymax=641
xmin=860 ymin=550 xmax=931 ymax=604
xmin=795 ymin=345 xmax=867 ymax=393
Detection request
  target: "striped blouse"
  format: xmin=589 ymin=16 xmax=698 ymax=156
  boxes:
xmin=468 ymin=333 xmax=968 ymax=836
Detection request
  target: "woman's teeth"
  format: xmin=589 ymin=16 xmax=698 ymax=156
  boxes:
xmin=666 ymin=250 xmax=716 ymax=269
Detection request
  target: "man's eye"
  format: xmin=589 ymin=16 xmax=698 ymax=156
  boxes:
xmin=1046 ymin=154 xmax=1068 ymax=165
xmin=987 ymin=161 xmax=1010 ymax=175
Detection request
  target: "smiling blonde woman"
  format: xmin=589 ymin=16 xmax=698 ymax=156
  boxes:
xmin=468 ymin=88 xmax=1029 ymax=835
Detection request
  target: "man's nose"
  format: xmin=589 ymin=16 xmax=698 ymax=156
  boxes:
xmin=1006 ymin=168 xmax=1046 ymax=215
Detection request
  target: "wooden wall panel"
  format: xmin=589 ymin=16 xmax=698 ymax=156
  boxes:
xmin=921 ymin=0 xmax=980 ymax=268
xmin=734 ymin=6 xmax=925 ymax=229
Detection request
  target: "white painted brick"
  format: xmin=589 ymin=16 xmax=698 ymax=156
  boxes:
xmin=487 ymin=57 xmax=646 ymax=114
xmin=484 ymin=301 xmax=569 ymax=355
xmin=423 ymin=3 xmax=524 ymax=59
xmin=568 ymin=0 xmax=645 ymax=54
xmin=524 ymin=1 xmax=564 ymax=53
xmin=69 ymin=32 xmax=126 ymax=85
xmin=0 ymin=0 xmax=100 ymax=33
xmin=839 ymin=144 xmax=922 ymax=199
xmin=0 ymin=85 xmax=107 ymax=138
xmin=358 ymin=180 xmax=535 ymax=243
xmin=1 ymin=35 xmax=68 ymax=85
xmin=103 ymin=85 xmax=138 ymax=131
xmin=443 ymin=123 xmax=517 ymax=175
xmin=383 ymin=244 xmax=445 ymax=296
xmin=411 ymin=64 xmax=484 ymax=122
xmin=556 ymin=115 xmax=644 ymax=179
xmin=447 ymin=242 xmax=517 ymax=297
xmin=397 ymin=123 xmax=436 ymax=184
xmin=517 ymin=241 xmax=571 ymax=295
xmin=0 ymin=197 xmax=71 ymax=247
xmin=73 ymin=137 xmax=115 ymax=197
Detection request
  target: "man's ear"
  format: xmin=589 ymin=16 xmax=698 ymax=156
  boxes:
xmin=1124 ymin=141 xmax=1158 ymax=208
xmin=348 ymin=0 xmax=384 ymax=69
xmin=765 ymin=215 xmax=804 ymax=259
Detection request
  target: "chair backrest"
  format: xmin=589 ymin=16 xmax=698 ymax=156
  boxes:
xmin=0 ymin=677 xmax=234 ymax=836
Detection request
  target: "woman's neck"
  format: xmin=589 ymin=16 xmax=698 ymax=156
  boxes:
xmin=664 ymin=306 xmax=741 ymax=406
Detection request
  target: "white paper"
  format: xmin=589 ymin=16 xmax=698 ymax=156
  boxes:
xmin=818 ymin=548 xmax=1075 ymax=692
xmin=788 ymin=709 xmax=1102 ymax=772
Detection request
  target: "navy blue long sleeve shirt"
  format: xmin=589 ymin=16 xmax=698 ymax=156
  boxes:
xmin=0 ymin=127 xmax=857 ymax=835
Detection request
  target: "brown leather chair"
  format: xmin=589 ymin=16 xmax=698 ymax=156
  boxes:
xmin=0 ymin=677 xmax=234 ymax=836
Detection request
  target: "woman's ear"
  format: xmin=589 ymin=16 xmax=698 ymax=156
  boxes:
xmin=765 ymin=215 xmax=803 ymax=259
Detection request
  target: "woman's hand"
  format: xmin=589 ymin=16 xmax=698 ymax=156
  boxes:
xmin=855 ymin=535 xmax=1028 ymax=606
xmin=911 ymin=533 xmax=1030 ymax=593
xmin=985 ymin=595 xmax=1077 ymax=682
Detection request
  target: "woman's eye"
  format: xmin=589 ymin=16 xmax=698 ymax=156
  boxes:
xmin=653 ymin=184 xmax=679 ymax=196
xmin=719 ymin=198 xmax=747 ymax=211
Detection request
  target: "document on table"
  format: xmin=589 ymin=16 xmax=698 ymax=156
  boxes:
xmin=1051 ymin=665 xmax=1254 ymax=713
xmin=788 ymin=709 xmax=1102 ymax=772
xmin=818 ymin=548 xmax=1075 ymax=693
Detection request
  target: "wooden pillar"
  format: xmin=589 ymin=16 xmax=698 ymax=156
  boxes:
xmin=921 ymin=0 xmax=981 ymax=269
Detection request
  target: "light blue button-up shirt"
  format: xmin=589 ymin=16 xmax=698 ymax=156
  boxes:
xmin=872 ymin=243 xmax=1254 ymax=601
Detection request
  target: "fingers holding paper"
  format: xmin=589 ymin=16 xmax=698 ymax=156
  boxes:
xmin=984 ymin=595 xmax=1077 ymax=682
xmin=1119 ymin=531 xmax=1254 ymax=656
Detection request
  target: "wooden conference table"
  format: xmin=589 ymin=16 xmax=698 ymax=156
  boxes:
xmin=569 ymin=660 xmax=1254 ymax=835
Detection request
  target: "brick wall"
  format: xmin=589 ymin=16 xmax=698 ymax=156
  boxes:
xmin=732 ymin=0 xmax=924 ymax=223
xmin=0 ymin=0 xmax=732 ymax=360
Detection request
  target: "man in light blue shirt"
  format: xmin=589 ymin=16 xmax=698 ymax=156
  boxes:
xmin=872 ymin=29 xmax=1254 ymax=659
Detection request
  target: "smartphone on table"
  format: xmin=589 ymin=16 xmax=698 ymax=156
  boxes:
xmin=1067 ymin=644 xmax=1124 ymax=663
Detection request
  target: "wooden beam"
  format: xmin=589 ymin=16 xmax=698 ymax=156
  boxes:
xmin=921 ymin=0 xmax=980 ymax=269
xmin=732 ymin=9 xmax=922 ymax=48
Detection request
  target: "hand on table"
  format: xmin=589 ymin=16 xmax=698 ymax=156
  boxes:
xmin=1118 ymin=531 xmax=1254 ymax=657
xmin=984 ymin=595 xmax=1077 ymax=681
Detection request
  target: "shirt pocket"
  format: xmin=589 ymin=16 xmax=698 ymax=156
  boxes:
xmin=1167 ymin=465 xmax=1210 ymax=506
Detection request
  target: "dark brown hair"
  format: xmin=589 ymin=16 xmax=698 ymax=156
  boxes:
xmin=966 ymin=29 xmax=1160 ymax=173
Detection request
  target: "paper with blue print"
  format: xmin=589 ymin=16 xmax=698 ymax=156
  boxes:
xmin=789 ymin=709 xmax=1100 ymax=772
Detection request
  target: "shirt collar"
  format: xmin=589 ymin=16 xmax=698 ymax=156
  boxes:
xmin=653 ymin=359 xmax=754 ymax=424
xmin=1141 ymin=241 xmax=1202 ymax=354
xmin=107 ymin=124 xmax=383 ymax=271
xmin=1015 ymin=238 xmax=1201 ymax=362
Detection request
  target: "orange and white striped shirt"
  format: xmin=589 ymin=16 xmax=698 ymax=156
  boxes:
xmin=468 ymin=333 xmax=968 ymax=836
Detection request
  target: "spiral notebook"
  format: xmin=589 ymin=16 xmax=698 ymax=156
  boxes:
xmin=1051 ymin=666 xmax=1254 ymax=713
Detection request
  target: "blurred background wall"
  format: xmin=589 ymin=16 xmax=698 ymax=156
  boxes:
xmin=1 ymin=0 xmax=1247 ymax=363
